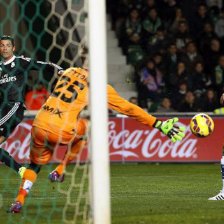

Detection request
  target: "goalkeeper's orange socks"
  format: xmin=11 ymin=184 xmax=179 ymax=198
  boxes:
xmin=55 ymin=158 xmax=72 ymax=175
xmin=16 ymin=169 xmax=37 ymax=205
xmin=55 ymin=163 xmax=66 ymax=176
xmin=55 ymin=139 xmax=87 ymax=176
xmin=16 ymin=189 xmax=27 ymax=205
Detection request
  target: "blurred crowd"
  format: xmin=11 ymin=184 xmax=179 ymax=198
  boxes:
xmin=107 ymin=0 xmax=224 ymax=112
xmin=24 ymin=78 xmax=49 ymax=110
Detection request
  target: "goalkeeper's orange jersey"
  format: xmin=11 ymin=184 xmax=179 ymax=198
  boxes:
xmin=33 ymin=67 xmax=157 ymax=136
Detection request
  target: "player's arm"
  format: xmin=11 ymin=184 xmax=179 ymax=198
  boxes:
xmin=107 ymin=85 xmax=185 ymax=142
xmin=31 ymin=60 xmax=64 ymax=79
xmin=34 ymin=60 xmax=64 ymax=74
xmin=20 ymin=56 xmax=64 ymax=80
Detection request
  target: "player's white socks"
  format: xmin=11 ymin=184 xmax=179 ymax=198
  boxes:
xmin=23 ymin=180 xmax=33 ymax=193
xmin=221 ymin=154 xmax=224 ymax=191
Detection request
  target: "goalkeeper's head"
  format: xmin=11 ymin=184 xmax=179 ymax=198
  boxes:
xmin=80 ymin=45 xmax=89 ymax=70
xmin=0 ymin=35 xmax=15 ymax=46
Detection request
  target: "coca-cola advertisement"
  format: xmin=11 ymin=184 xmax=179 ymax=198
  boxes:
xmin=109 ymin=117 xmax=223 ymax=162
xmin=1 ymin=116 xmax=223 ymax=163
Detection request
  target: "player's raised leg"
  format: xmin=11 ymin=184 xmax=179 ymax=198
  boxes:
xmin=49 ymin=137 xmax=87 ymax=182
xmin=49 ymin=118 xmax=88 ymax=182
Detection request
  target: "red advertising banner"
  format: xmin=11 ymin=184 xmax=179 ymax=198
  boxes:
xmin=1 ymin=116 xmax=223 ymax=163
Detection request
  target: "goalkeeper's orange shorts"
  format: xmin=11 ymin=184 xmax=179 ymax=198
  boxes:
xmin=30 ymin=118 xmax=88 ymax=165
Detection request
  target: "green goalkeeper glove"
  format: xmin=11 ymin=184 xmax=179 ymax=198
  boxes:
xmin=153 ymin=117 xmax=185 ymax=143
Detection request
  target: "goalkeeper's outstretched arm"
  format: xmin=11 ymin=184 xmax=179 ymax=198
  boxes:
xmin=107 ymin=85 xmax=185 ymax=142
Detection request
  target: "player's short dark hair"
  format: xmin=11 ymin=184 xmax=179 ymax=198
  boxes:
xmin=0 ymin=35 xmax=15 ymax=46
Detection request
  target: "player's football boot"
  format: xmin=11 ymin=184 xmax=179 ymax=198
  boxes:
xmin=48 ymin=170 xmax=65 ymax=182
xmin=18 ymin=167 xmax=26 ymax=178
xmin=7 ymin=201 xmax=22 ymax=213
xmin=208 ymin=190 xmax=224 ymax=200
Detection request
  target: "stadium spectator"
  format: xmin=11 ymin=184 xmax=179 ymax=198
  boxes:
xmin=202 ymin=88 xmax=219 ymax=111
xmin=114 ymin=0 xmax=131 ymax=39
xmin=171 ymin=81 xmax=188 ymax=110
xmin=188 ymin=61 xmax=208 ymax=94
xmin=152 ymin=53 xmax=166 ymax=76
xmin=168 ymin=61 xmax=189 ymax=94
xmin=181 ymin=41 xmax=203 ymax=73
xmin=142 ymin=0 xmax=158 ymax=18
xmin=156 ymin=97 xmax=176 ymax=112
xmin=215 ymin=8 xmax=224 ymax=39
xmin=191 ymin=4 xmax=211 ymax=37
xmin=178 ymin=91 xmax=202 ymax=112
xmin=25 ymin=81 xmax=49 ymax=110
xmin=129 ymin=96 xmax=138 ymax=105
xmin=126 ymin=0 xmax=143 ymax=11
xmin=149 ymin=26 xmax=170 ymax=54
xmin=137 ymin=58 xmax=164 ymax=107
xmin=206 ymin=0 xmax=223 ymax=9
xmin=209 ymin=5 xmax=221 ymax=24
xmin=142 ymin=8 xmax=162 ymax=48
xmin=203 ymin=38 xmax=222 ymax=81
xmin=215 ymin=55 xmax=224 ymax=95
xmin=162 ymin=0 xmax=179 ymax=22
xmin=172 ymin=21 xmax=192 ymax=53
xmin=164 ymin=43 xmax=181 ymax=76
xmin=167 ymin=8 xmax=186 ymax=33
xmin=122 ymin=8 xmax=142 ymax=54
xmin=197 ymin=22 xmax=218 ymax=56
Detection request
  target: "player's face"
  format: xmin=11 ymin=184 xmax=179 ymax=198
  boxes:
xmin=0 ymin=40 xmax=15 ymax=61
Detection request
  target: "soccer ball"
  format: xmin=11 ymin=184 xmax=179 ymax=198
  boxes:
xmin=190 ymin=113 xmax=214 ymax=137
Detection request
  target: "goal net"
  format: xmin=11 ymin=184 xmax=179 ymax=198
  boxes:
xmin=0 ymin=0 xmax=110 ymax=223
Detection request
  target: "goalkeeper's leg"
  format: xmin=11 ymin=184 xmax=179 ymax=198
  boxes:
xmin=54 ymin=138 xmax=87 ymax=176
xmin=15 ymin=162 xmax=41 ymax=204
xmin=8 ymin=148 xmax=53 ymax=213
xmin=50 ymin=118 xmax=88 ymax=181
xmin=8 ymin=127 xmax=55 ymax=213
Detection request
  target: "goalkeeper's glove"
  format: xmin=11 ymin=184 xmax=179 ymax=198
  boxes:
xmin=153 ymin=117 xmax=185 ymax=143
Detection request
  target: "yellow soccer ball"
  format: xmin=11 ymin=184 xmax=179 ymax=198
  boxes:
xmin=190 ymin=113 xmax=214 ymax=137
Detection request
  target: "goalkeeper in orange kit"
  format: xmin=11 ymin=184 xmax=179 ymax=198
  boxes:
xmin=8 ymin=67 xmax=185 ymax=213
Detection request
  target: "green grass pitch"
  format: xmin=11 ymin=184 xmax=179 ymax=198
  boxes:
xmin=0 ymin=163 xmax=224 ymax=224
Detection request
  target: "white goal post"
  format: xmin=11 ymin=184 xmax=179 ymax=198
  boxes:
xmin=88 ymin=0 xmax=111 ymax=224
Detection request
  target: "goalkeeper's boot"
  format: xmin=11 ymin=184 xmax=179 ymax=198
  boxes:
xmin=208 ymin=190 xmax=224 ymax=200
xmin=48 ymin=170 xmax=65 ymax=182
xmin=18 ymin=167 xmax=26 ymax=178
xmin=7 ymin=201 xmax=22 ymax=213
